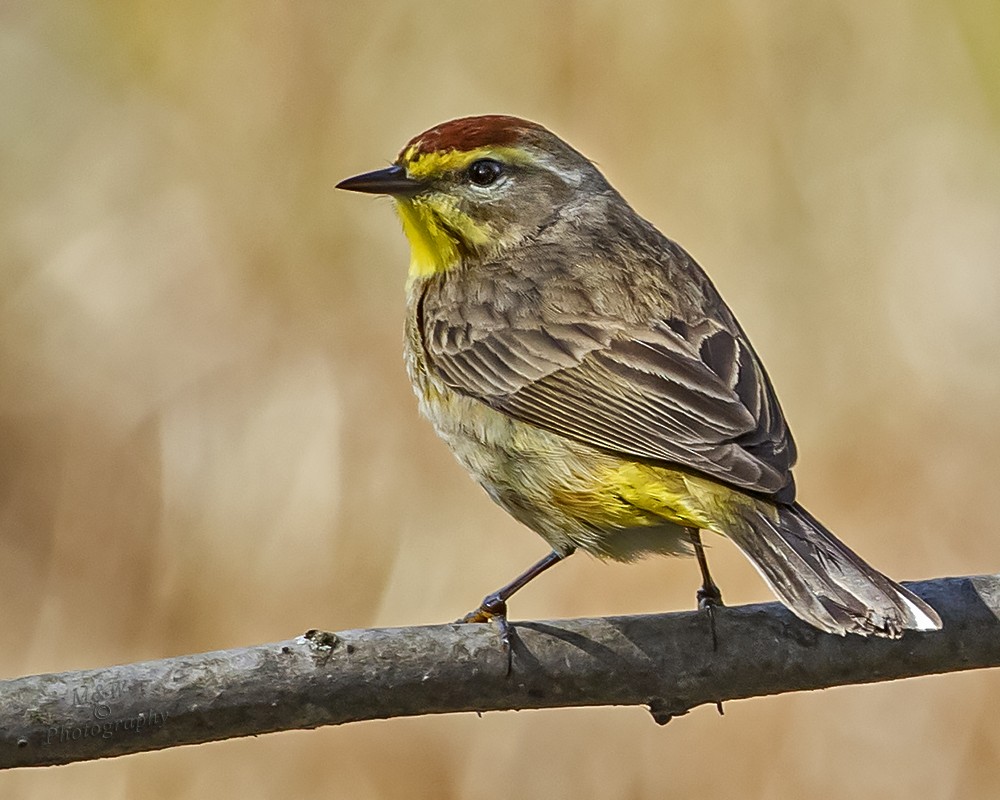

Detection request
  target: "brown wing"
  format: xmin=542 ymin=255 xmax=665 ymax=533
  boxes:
xmin=423 ymin=306 xmax=796 ymax=500
xmin=419 ymin=244 xmax=798 ymax=501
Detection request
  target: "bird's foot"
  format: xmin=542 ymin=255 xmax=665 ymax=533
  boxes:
xmin=696 ymin=584 xmax=724 ymax=651
xmin=457 ymin=593 xmax=513 ymax=674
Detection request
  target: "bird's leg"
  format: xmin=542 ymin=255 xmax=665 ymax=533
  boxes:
xmin=459 ymin=549 xmax=571 ymax=669
xmin=688 ymin=528 xmax=724 ymax=650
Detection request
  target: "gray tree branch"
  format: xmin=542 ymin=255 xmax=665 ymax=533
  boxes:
xmin=1 ymin=574 xmax=998 ymax=769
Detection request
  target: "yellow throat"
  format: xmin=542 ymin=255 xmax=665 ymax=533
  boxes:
xmin=394 ymin=145 xmax=530 ymax=279
xmin=393 ymin=197 xmax=483 ymax=279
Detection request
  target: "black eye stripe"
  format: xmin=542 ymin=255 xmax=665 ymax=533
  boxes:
xmin=467 ymin=159 xmax=504 ymax=187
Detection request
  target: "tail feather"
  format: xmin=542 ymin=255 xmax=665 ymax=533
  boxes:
xmin=727 ymin=502 xmax=942 ymax=637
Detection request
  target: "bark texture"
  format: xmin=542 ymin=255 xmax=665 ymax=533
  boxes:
xmin=2 ymin=574 xmax=997 ymax=769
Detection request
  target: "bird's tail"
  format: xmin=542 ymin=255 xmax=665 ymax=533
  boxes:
xmin=726 ymin=502 xmax=941 ymax=637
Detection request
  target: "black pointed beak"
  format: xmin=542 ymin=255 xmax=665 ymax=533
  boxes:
xmin=336 ymin=165 xmax=425 ymax=197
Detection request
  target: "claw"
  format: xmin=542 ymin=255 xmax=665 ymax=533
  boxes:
xmin=703 ymin=600 xmax=719 ymax=650
xmin=696 ymin=584 xmax=723 ymax=609
xmin=457 ymin=594 xmax=513 ymax=674
xmin=458 ymin=608 xmax=492 ymax=625
xmin=689 ymin=529 xmax=726 ymax=651
xmin=453 ymin=550 xmax=569 ymax=677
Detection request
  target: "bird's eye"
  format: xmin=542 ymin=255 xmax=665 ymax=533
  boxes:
xmin=467 ymin=159 xmax=504 ymax=187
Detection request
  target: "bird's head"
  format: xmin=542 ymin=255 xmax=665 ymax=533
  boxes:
xmin=337 ymin=115 xmax=608 ymax=279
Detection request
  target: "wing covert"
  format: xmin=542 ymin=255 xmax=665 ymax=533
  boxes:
xmin=418 ymin=264 xmax=797 ymax=500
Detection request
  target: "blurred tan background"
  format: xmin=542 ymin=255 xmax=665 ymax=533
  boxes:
xmin=2 ymin=1 xmax=999 ymax=797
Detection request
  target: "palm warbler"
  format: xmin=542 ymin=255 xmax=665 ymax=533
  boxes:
xmin=337 ymin=115 xmax=941 ymax=640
